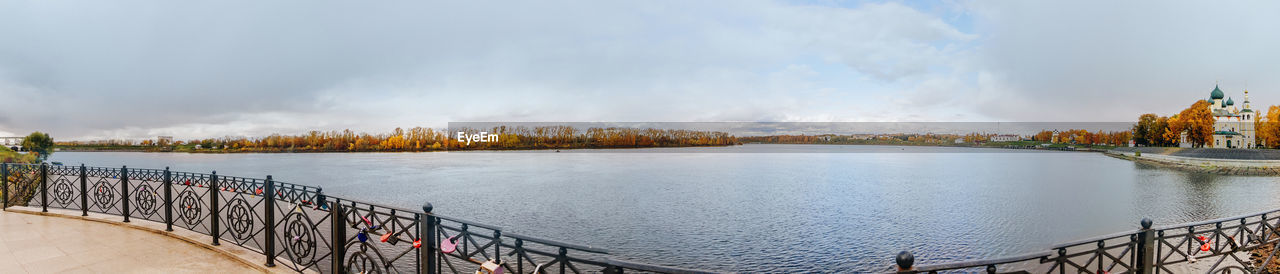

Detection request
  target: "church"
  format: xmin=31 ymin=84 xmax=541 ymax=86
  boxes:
xmin=1201 ymin=84 xmax=1256 ymax=148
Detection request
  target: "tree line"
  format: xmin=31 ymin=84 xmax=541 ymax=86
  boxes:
xmin=1131 ymin=100 xmax=1215 ymax=147
xmin=56 ymin=126 xmax=738 ymax=152
xmin=1028 ymin=130 xmax=1132 ymax=146
xmin=743 ymin=130 xmax=1131 ymax=147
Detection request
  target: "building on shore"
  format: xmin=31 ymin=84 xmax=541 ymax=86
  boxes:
xmin=1202 ymin=84 xmax=1255 ymax=148
xmin=1 ymin=136 xmax=22 ymax=150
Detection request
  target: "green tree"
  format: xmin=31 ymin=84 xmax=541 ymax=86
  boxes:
xmin=1133 ymin=113 xmax=1158 ymax=146
xmin=21 ymin=132 xmax=54 ymax=161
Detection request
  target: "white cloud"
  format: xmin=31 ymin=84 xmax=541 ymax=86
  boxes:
xmin=1 ymin=0 xmax=981 ymax=139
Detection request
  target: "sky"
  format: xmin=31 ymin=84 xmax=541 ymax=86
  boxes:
xmin=1 ymin=1 xmax=1279 ymax=140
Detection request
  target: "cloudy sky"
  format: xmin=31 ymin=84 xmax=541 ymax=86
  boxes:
xmin=1 ymin=1 xmax=1278 ymax=140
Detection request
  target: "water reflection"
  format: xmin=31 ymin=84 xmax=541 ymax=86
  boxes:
xmin=47 ymin=145 xmax=1280 ymax=272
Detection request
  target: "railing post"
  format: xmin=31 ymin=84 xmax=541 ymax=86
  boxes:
xmin=120 ymin=166 xmax=129 ymax=222
xmin=420 ymin=202 xmax=436 ymax=274
xmin=895 ymin=251 xmax=915 ymax=273
xmin=79 ymin=164 xmax=87 ymax=216
xmin=1 ymin=163 xmax=8 ymax=209
xmin=210 ymin=171 xmax=220 ymax=246
xmin=515 ymin=239 xmax=524 ymax=273
xmin=493 ymin=230 xmax=502 ymax=265
xmin=558 ymin=247 xmax=568 ymax=274
xmin=40 ymin=163 xmax=48 ymax=212
xmin=164 ymin=167 xmax=173 ymax=231
xmin=331 ymin=199 xmax=346 ymax=272
xmin=1136 ymin=218 xmax=1154 ymax=274
xmin=264 ymin=175 xmax=277 ymax=267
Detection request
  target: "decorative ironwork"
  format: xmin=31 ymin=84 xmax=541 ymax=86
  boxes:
xmin=3 ymin=164 xmax=41 ymax=207
xmin=133 ymin=184 xmax=159 ymax=216
xmin=90 ymin=178 xmax=115 ymax=211
xmin=897 ymin=212 xmax=1280 ymax=274
xmin=178 ymin=189 xmax=203 ymax=225
xmin=51 ymin=177 xmax=75 ymax=205
xmin=225 ymin=198 xmax=256 ymax=242
xmin=171 ymin=172 xmax=213 ymax=234
xmin=344 ymin=241 xmax=389 ymax=274
xmin=283 ymin=211 xmax=319 ymax=264
xmin=2 ymin=164 xmax=712 ymax=274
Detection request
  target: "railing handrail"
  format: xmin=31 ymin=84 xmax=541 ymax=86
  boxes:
xmin=1047 ymin=229 xmax=1139 ymax=249
xmin=503 ymin=231 xmax=609 ymax=254
xmin=1151 ymin=207 xmax=1280 ymax=231
xmin=909 ymin=250 xmax=1052 ymax=272
xmin=601 ymin=258 xmax=722 ymax=274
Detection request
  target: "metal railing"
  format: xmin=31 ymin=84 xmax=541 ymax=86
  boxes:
xmin=1 ymin=163 xmax=714 ymax=274
xmin=892 ymin=211 xmax=1280 ymax=273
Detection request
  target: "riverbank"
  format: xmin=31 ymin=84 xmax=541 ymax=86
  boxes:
xmin=1106 ymin=147 xmax=1280 ymax=175
xmin=744 ymin=140 xmax=1116 ymax=152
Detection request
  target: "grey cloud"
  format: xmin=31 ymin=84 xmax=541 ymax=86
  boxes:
xmin=1 ymin=1 xmax=974 ymax=139
xmin=965 ymin=1 xmax=1280 ymax=121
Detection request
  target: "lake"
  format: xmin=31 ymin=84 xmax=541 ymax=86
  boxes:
xmin=46 ymin=144 xmax=1280 ymax=272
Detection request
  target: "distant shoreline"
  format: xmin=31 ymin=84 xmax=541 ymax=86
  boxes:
xmin=53 ymin=144 xmax=739 ymax=153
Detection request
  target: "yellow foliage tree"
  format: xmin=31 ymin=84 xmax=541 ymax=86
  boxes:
xmin=1170 ymin=100 xmax=1213 ymax=147
xmin=1258 ymin=105 xmax=1280 ymax=148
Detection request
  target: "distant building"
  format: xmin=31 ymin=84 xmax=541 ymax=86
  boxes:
xmin=1204 ymin=85 xmax=1255 ymax=148
xmin=991 ymin=135 xmax=1019 ymax=142
xmin=1 ymin=136 xmax=23 ymax=150
xmin=1 ymin=137 xmax=22 ymax=146
xmin=954 ymin=138 xmax=964 ymax=144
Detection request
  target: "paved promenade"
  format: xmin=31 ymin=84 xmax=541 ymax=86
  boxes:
xmin=0 ymin=208 xmax=260 ymax=273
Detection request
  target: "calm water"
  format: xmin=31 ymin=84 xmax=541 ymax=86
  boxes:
xmin=47 ymin=145 xmax=1280 ymax=272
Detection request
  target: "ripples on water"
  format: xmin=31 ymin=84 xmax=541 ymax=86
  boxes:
xmin=49 ymin=145 xmax=1280 ymax=272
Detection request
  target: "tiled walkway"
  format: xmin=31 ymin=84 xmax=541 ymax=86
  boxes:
xmin=0 ymin=209 xmax=260 ymax=273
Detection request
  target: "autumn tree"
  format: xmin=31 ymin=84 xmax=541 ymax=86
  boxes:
xmin=1133 ymin=114 xmax=1158 ymax=146
xmin=1151 ymin=116 xmax=1170 ymax=146
xmin=1259 ymin=106 xmax=1280 ymax=148
xmin=1164 ymin=115 xmax=1183 ymax=146
xmin=1170 ymin=100 xmax=1213 ymax=147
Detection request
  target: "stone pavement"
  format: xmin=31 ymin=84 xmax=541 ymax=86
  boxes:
xmin=0 ymin=209 xmax=262 ymax=273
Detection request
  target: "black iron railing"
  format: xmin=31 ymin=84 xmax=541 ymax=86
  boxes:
xmin=892 ymin=212 xmax=1280 ymax=273
xmin=1 ymin=163 xmax=713 ymax=274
